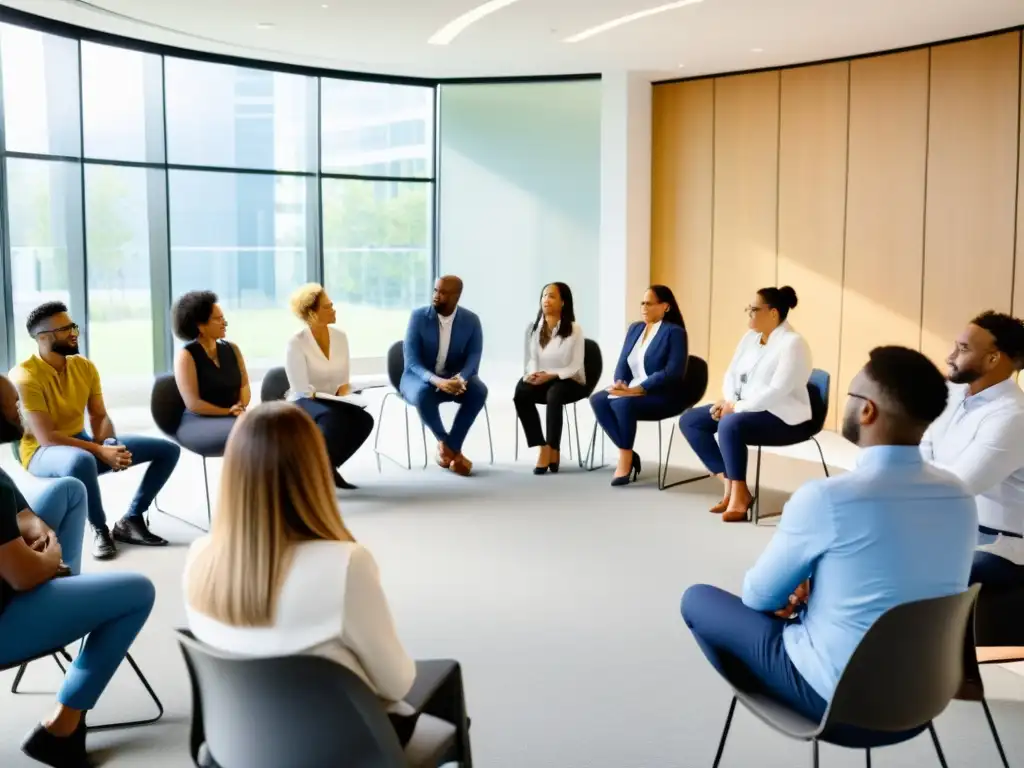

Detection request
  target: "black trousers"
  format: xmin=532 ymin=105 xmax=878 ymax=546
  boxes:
xmin=389 ymin=659 xmax=472 ymax=766
xmin=293 ymin=398 xmax=374 ymax=469
xmin=513 ymin=378 xmax=588 ymax=449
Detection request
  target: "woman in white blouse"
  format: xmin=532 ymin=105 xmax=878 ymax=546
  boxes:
xmin=184 ymin=402 xmax=472 ymax=757
xmin=285 ymin=283 xmax=374 ymax=490
xmin=514 ymin=283 xmax=588 ymax=474
xmin=679 ymin=285 xmax=814 ymax=522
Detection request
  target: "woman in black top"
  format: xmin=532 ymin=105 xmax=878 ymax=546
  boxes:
xmin=172 ymin=291 xmax=250 ymax=455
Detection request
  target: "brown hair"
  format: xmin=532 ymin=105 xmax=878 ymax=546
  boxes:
xmin=186 ymin=401 xmax=354 ymax=626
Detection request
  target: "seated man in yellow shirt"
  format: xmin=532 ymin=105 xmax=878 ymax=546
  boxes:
xmin=9 ymin=302 xmax=181 ymax=560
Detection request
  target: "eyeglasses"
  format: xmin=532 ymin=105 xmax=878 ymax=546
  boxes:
xmin=41 ymin=323 xmax=79 ymax=337
xmin=640 ymin=301 xmax=666 ymax=307
xmin=745 ymin=306 xmax=766 ymax=315
xmin=846 ymin=392 xmax=872 ymax=404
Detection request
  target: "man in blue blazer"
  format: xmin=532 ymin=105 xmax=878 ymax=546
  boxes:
xmin=400 ymin=275 xmax=487 ymax=476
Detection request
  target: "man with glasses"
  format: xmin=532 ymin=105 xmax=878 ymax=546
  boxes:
xmin=681 ymin=346 xmax=975 ymax=732
xmin=922 ymin=310 xmax=1024 ymax=589
xmin=8 ymin=302 xmax=180 ymax=560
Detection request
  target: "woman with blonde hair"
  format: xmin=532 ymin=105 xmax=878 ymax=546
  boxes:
xmin=284 ymin=283 xmax=374 ymax=490
xmin=183 ymin=402 xmax=472 ymax=759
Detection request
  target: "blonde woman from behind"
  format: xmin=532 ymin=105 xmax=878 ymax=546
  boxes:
xmin=183 ymin=402 xmax=472 ymax=760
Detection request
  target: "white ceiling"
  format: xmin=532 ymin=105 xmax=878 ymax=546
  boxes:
xmin=3 ymin=0 xmax=1023 ymax=80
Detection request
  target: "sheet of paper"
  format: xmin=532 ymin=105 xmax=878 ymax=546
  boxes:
xmin=312 ymin=392 xmax=369 ymax=409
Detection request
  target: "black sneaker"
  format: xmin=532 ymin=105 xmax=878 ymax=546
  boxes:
xmin=92 ymin=527 xmax=117 ymax=560
xmin=112 ymin=517 xmax=168 ymax=547
xmin=21 ymin=716 xmax=90 ymax=768
xmin=333 ymin=470 xmax=358 ymax=490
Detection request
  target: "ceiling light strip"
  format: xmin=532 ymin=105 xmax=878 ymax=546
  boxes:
xmin=564 ymin=0 xmax=705 ymax=43
xmin=428 ymin=0 xmax=523 ymax=46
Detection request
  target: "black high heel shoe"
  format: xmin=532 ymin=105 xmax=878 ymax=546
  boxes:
xmin=611 ymin=452 xmax=641 ymax=487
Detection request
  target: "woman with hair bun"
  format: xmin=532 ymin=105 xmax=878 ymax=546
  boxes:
xmin=679 ymin=285 xmax=814 ymax=522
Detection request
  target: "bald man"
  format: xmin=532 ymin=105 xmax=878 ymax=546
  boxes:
xmin=400 ymin=276 xmax=487 ymax=476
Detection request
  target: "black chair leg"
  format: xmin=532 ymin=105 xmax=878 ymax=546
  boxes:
xmin=712 ymin=696 xmax=737 ymax=768
xmin=585 ymin=422 xmax=607 ymax=472
xmin=981 ymin=698 xmax=1011 ymax=768
xmin=865 ymin=747 xmax=871 ymax=768
xmin=811 ymin=739 xmax=820 ymax=768
xmin=928 ymin=723 xmax=949 ymax=768
xmin=10 ymin=663 xmax=27 ymax=694
xmin=659 ymin=426 xmax=712 ymax=490
xmin=812 ymin=436 xmax=830 ymax=478
xmin=751 ymin=447 xmax=763 ymax=525
xmin=86 ymin=653 xmax=164 ymax=732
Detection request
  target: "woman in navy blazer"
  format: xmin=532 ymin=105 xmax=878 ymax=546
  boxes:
xmin=590 ymin=285 xmax=688 ymax=486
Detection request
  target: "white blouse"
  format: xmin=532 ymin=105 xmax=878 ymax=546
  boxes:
xmin=184 ymin=538 xmax=416 ymax=705
xmin=285 ymin=326 xmax=350 ymax=398
xmin=722 ymin=321 xmax=812 ymax=425
xmin=626 ymin=321 xmax=661 ymax=388
xmin=526 ymin=321 xmax=585 ymax=384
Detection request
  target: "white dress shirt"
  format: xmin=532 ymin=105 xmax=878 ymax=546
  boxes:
xmin=435 ymin=308 xmax=457 ymax=375
xmin=526 ymin=321 xmax=585 ymax=384
xmin=184 ymin=538 xmax=416 ymax=706
xmin=284 ymin=326 xmax=350 ymax=398
xmin=625 ymin=321 xmax=661 ymax=388
xmin=922 ymin=377 xmax=1024 ymax=564
xmin=722 ymin=321 xmax=813 ymax=425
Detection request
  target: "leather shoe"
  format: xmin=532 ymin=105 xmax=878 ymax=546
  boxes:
xmin=112 ymin=517 xmax=168 ymax=546
xmin=449 ymin=454 xmax=473 ymax=477
xmin=436 ymin=442 xmax=456 ymax=468
xmin=21 ymin=715 xmax=90 ymax=768
xmin=722 ymin=508 xmax=749 ymax=523
xmin=92 ymin=526 xmax=117 ymax=560
xmin=333 ymin=470 xmax=358 ymax=490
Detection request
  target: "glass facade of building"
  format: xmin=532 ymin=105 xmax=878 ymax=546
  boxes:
xmin=0 ymin=15 xmax=436 ymax=398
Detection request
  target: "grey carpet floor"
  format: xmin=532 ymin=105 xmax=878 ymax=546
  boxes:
xmin=1 ymin=402 xmax=1022 ymax=767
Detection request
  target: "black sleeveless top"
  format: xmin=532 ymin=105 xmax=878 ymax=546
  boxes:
xmin=185 ymin=340 xmax=242 ymax=409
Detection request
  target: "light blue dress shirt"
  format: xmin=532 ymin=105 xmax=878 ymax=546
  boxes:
xmin=742 ymin=445 xmax=977 ymax=701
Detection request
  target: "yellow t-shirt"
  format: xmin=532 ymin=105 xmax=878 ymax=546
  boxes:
xmin=9 ymin=355 xmax=103 ymax=468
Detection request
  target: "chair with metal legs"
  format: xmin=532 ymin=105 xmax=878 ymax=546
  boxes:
xmin=514 ymin=339 xmax=603 ymax=469
xmin=746 ymin=368 xmax=832 ymax=524
xmin=707 ymin=586 xmax=980 ymax=768
xmin=585 ymin=355 xmax=709 ymax=490
xmin=150 ymin=374 xmax=223 ymax=532
xmin=4 ymin=645 xmax=164 ymax=731
xmin=374 ymin=342 xmax=493 ymax=472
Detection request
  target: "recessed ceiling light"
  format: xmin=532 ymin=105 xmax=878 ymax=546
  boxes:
xmin=564 ymin=0 xmax=704 ymax=44
xmin=751 ymin=47 xmax=764 ymax=53
xmin=429 ymin=0 xmax=522 ymax=46
xmin=678 ymin=63 xmax=686 ymax=68
xmin=256 ymin=22 xmax=274 ymax=30
xmin=321 ymin=3 xmax=329 ymax=7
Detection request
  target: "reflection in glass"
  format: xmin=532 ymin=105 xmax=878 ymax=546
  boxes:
xmin=0 ymin=24 xmax=80 ymax=156
xmin=5 ymin=159 xmax=80 ymax=364
xmin=321 ymin=80 xmax=433 ymax=177
xmin=82 ymin=42 xmax=164 ymax=163
xmin=168 ymin=170 xmax=309 ymax=366
xmin=165 ymin=57 xmax=316 ymax=171
xmin=85 ymin=165 xmax=156 ymax=381
xmin=322 ymin=179 xmax=432 ymax=359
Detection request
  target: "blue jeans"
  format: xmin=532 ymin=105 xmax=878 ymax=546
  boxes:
xmin=403 ymin=377 xmax=488 ymax=455
xmin=29 ymin=433 xmax=181 ymax=529
xmin=0 ymin=572 xmax=155 ymax=710
xmin=679 ymin=406 xmax=815 ymax=480
xmin=20 ymin=476 xmax=88 ymax=575
xmin=589 ymin=391 xmax=684 ymax=450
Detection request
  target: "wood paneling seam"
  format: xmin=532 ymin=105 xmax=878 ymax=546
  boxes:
xmin=836 ymin=60 xmax=852 ymax=400
xmin=1012 ymin=33 xmax=1023 ymax=312
xmin=918 ymin=47 xmax=932 ymax=352
xmin=707 ymin=79 xmax=716 ymax=358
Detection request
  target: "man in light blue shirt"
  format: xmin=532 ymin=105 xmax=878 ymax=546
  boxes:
xmin=682 ymin=346 xmax=977 ymax=728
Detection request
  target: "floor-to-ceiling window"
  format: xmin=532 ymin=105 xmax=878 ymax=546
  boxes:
xmin=0 ymin=17 xmax=435 ymax=405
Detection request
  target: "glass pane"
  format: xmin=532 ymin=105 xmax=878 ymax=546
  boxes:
xmin=169 ymin=170 xmax=309 ymax=367
xmin=165 ymin=58 xmax=316 ymax=171
xmin=438 ymin=82 xmax=601 ymax=372
xmin=82 ymin=42 xmax=164 ymax=163
xmin=6 ymin=159 xmax=81 ymax=365
xmin=322 ymin=179 xmax=432 ymax=359
xmin=85 ymin=165 xmax=155 ymax=383
xmin=321 ymin=80 xmax=433 ymax=177
xmin=0 ymin=24 xmax=80 ymax=156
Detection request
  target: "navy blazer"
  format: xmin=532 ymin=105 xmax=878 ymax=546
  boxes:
xmin=402 ymin=306 xmax=483 ymax=392
xmin=613 ymin=321 xmax=688 ymax=395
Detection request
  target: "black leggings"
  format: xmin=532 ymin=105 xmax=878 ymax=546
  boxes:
xmin=293 ymin=398 xmax=374 ymax=469
xmin=389 ymin=659 xmax=472 ymax=765
xmin=513 ymin=378 xmax=588 ymax=449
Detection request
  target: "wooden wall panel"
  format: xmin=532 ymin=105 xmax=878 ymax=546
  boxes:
xmin=650 ymin=80 xmax=714 ymax=361
xmin=1013 ymin=38 xmax=1024 ymax=324
xmin=838 ymin=50 xmax=930 ymax=403
xmin=921 ymin=32 xmax=1020 ymax=363
xmin=777 ymin=62 xmax=849 ymax=428
xmin=708 ymin=71 xmax=780 ymax=392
